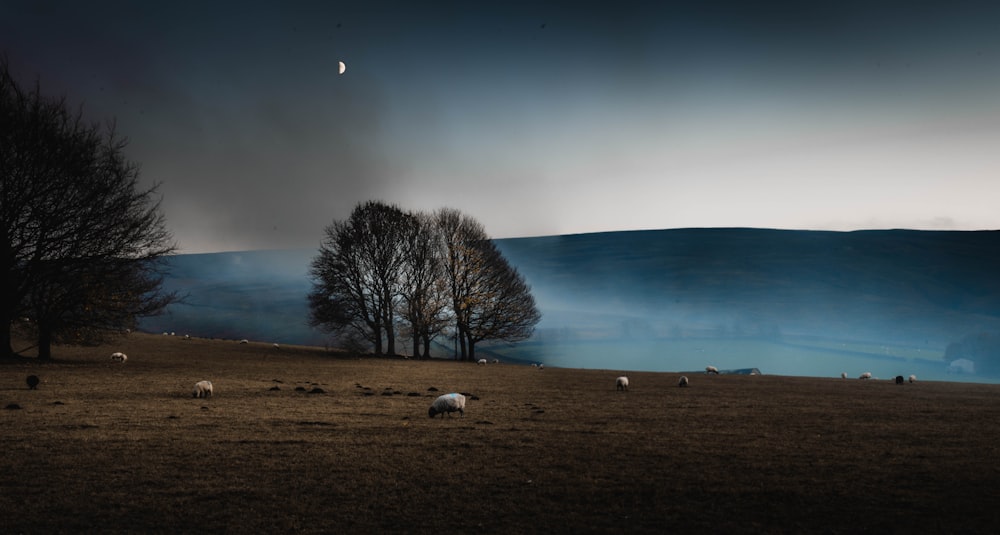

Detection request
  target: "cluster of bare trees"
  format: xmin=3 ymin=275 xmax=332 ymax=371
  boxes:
xmin=1 ymin=59 xmax=176 ymax=359
xmin=308 ymin=202 xmax=540 ymax=361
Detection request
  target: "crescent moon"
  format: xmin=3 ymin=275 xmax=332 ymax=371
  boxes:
xmin=338 ymin=61 xmax=346 ymax=75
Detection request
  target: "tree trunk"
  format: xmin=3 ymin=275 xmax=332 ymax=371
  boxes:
xmin=458 ymin=329 xmax=467 ymax=361
xmin=411 ymin=331 xmax=421 ymax=359
xmin=37 ymin=326 xmax=53 ymax=361
xmin=372 ymin=324 xmax=383 ymax=355
xmin=385 ymin=321 xmax=396 ymax=356
xmin=467 ymin=337 xmax=476 ymax=363
xmin=0 ymin=322 xmax=12 ymax=358
xmin=422 ymin=335 xmax=431 ymax=360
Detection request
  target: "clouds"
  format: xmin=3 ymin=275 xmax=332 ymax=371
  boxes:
xmin=3 ymin=1 xmax=1000 ymax=252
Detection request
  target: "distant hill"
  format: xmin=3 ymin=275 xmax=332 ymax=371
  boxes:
xmin=140 ymin=228 xmax=1000 ymax=382
xmin=494 ymin=228 xmax=1000 ymax=346
xmin=141 ymin=249 xmax=325 ymax=346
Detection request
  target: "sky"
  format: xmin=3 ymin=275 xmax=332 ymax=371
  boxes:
xmin=4 ymin=1 xmax=1000 ymax=253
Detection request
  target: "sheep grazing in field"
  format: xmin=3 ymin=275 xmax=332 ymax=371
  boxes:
xmin=859 ymin=372 xmax=872 ymax=380
xmin=705 ymin=366 xmax=719 ymax=375
xmin=895 ymin=375 xmax=905 ymax=384
xmin=428 ymin=393 xmax=466 ymax=418
xmin=192 ymin=380 xmax=213 ymax=399
xmin=492 ymin=359 xmax=499 ymax=364
xmin=239 ymin=339 xmax=248 ymax=344
xmin=109 ymin=352 xmax=127 ymax=363
xmin=616 ymin=376 xmax=629 ymax=391
xmin=909 ymin=374 xmax=917 ymax=383
xmin=26 ymin=375 xmax=40 ymax=390
xmin=841 ymin=372 xmax=848 ymax=379
xmin=477 ymin=359 xmax=487 ymax=365
xmin=678 ymin=376 xmax=689 ymax=387
xmin=538 ymin=363 xmax=544 ymax=370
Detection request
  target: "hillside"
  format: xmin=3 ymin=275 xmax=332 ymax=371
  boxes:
xmin=140 ymin=229 xmax=1000 ymax=381
xmin=495 ymin=228 xmax=1000 ymax=343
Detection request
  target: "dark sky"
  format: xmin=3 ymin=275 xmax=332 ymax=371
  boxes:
xmin=4 ymin=1 xmax=1000 ymax=252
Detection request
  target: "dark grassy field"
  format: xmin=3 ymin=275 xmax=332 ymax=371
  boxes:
xmin=3 ymin=334 xmax=1000 ymax=534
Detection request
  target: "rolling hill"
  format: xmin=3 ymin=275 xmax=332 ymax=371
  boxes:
xmin=140 ymin=228 xmax=1000 ymax=382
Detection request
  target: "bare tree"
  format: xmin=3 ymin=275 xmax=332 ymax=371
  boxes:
xmin=0 ymin=58 xmax=176 ymax=359
xmin=311 ymin=203 xmax=540 ymax=359
xmin=435 ymin=208 xmax=540 ymax=361
xmin=309 ymin=201 xmax=411 ymax=355
xmin=397 ymin=212 xmax=450 ymax=358
xmin=460 ymin=239 xmax=541 ymax=361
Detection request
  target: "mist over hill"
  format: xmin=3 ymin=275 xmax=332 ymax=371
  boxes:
xmin=140 ymin=229 xmax=1000 ymax=382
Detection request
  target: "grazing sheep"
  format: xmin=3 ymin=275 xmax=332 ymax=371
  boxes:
xmin=477 ymin=359 xmax=487 ymax=365
xmin=678 ymin=376 xmax=689 ymax=387
xmin=895 ymin=375 xmax=905 ymax=384
xmin=841 ymin=372 xmax=847 ymax=379
xmin=240 ymin=339 xmax=249 ymax=344
xmin=492 ymin=359 xmax=499 ymax=364
xmin=110 ymin=352 xmax=127 ymax=363
xmin=26 ymin=375 xmax=40 ymax=390
xmin=909 ymin=374 xmax=917 ymax=383
xmin=531 ymin=363 xmax=538 ymax=368
xmin=538 ymin=363 xmax=544 ymax=370
xmin=616 ymin=376 xmax=629 ymax=391
xmin=428 ymin=393 xmax=466 ymax=418
xmin=859 ymin=372 xmax=872 ymax=380
xmin=192 ymin=380 xmax=213 ymax=399
xmin=705 ymin=366 xmax=719 ymax=375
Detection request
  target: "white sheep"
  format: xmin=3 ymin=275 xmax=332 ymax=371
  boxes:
xmin=538 ymin=363 xmax=544 ymax=370
xmin=841 ymin=372 xmax=847 ymax=379
xmin=859 ymin=372 xmax=872 ymax=380
xmin=192 ymin=380 xmax=213 ymax=398
xmin=477 ymin=358 xmax=487 ymax=365
xmin=616 ymin=376 xmax=629 ymax=391
xmin=678 ymin=376 xmax=689 ymax=387
xmin=240 ymin=339 xmax=249 ymax=344
xmin=428 ymin=393 xmax=466 ymax=418
xmin=109 ymin=352 xmax=127 ymax=363
xmin=705 ymin=366 xmax=719 ymax=375
xmin=909 ymin=374 xmax=917 ymax=383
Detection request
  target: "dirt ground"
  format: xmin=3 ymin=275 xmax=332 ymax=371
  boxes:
xmin=2 ymin=333 xmax=999 ymax=534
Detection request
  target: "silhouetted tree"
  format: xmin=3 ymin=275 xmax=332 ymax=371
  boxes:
xmin=0 ymin=58 xmax=176 ymax=359
xmin=311 ymin=204 xmax=540 ymax=359
xmin=397 ymin=213 xmax=449 ymax=358
xmin=436 ymin=208 xmax=540 ymax=361
xmin=460 ymin=238 xmax=540 ymax=361
xmin=309 ymin=201 xmax=411 ymax=355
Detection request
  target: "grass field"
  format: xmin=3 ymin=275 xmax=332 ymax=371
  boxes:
xmin=3 ymin=333 xmax=1000 ymax=534
xmin=494 ymin=336 xmax=962 ymax=383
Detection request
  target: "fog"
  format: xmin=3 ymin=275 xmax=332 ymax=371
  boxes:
xmin=139 ymin=229 xmax=1000 ymax=383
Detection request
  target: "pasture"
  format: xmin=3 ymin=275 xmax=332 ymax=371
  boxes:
xmin=2 ymin=333 xmax=1000 ymax=534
